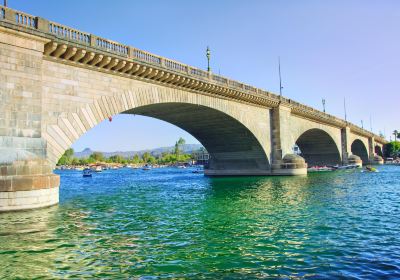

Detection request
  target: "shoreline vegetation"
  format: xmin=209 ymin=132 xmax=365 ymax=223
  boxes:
xmin=56 ymin=138 xmax=203 ymax=169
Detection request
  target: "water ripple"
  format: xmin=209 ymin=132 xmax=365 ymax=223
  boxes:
xmin=1 ymin=166 xmax=400 ymax=279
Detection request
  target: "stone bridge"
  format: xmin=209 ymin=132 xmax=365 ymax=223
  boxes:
xmin=0 ymin=6 xmax=387 ymax=211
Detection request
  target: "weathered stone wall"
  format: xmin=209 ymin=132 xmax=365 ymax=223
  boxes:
xmin=0 ymin=29 xmax=58 ymax=211
xmin=0 ymin=27 xmax=48 ymax=157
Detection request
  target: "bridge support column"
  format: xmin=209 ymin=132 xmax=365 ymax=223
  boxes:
xmin=0 ymin=27 xmax=59 ymax=211
xmin=369 ymin=137 xmax=383 ymax=164
xmin=0 ymin=150 xmax=59 ymax=211
xmin=341 ymin=127 xmax=351 ymax=165
xmin=270 ymin=105 xmax=307 ymax=175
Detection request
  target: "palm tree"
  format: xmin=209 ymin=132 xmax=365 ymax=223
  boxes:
xmin=394 ymin=130 xmax=398 ymax=142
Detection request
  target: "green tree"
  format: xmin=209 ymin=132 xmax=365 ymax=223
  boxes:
xmin=174 ymin=137 xmax=186 ymax=157
xmin=79 ymin=158 xmax=89 ymax=165
xmin=57 ymin=148 xmax=74 ymax=165
xmin=132 ymin=154 xmax=141 ymax=164
xmin=142 ymin=152 xmax=152 ymax=163
xmin=384 ymin=141 xmax=400 ymax=158
xmin=89 ymin=152 xmax=104 ymax=163
xmin=109 ymin=155 xmax=125 ymax=163
xmin=71 ymin=157 xmax=80 ymax=165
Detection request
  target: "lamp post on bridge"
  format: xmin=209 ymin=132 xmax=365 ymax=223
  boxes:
xmin=361 ymin=120 xmax=364 ymax=129
xmin=3 ymin=0 xmax=7 ymax=7
xmin=278 ymin=57 xmax=283 ymax=97
xmin=206 ymin=46 xmax=211 ymax=73
xmin=322 ymin=98 xmax=326 ymax=113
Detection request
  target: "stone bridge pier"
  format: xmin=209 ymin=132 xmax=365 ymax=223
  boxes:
xmin=0 ymin=5 xmax=387 ymax=211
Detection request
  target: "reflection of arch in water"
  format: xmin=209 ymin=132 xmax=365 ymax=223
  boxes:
xmin=295 ymin=128 xmax=341 ymax=166
xmin=351 ymin=139 xmax=369 ymax=164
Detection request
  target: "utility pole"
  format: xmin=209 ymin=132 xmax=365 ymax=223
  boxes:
xmin=278 ymin=57 xmax=283 ymax=97
xmin=322 ymin=98 xmax=326 ymax=113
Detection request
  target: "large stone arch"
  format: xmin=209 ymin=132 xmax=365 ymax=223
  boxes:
xmin=43 ymin=84 xmax=271 ymax=175
xmin=294 ymin=128 xmax=341 ymax=166
xmin=351 ymin=139 xmax=369 ymax=164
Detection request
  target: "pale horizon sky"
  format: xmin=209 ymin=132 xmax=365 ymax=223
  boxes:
xmin=10 ymin=0 xmax=400 ymax=152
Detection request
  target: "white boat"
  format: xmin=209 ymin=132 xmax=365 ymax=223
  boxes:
xmin=94 ymin=166 xmax=102 ymax=172
xmin=335 ymin=164 xmax=359 ymax=170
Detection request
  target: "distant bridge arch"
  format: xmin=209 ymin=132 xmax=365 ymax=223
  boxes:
xmin=351 ymin=139 xmax=369 ymax=164
xmin=295 ymin=128 xmax=341 ymax=166
xmin=375 ymin=145 xmax=383 ymax=157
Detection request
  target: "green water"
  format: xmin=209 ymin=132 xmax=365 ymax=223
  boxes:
xmin=1 ymin=166 xmax=400 ymax=279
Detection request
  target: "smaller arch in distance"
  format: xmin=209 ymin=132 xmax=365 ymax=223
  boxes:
xmin=375 ymin=145 xmax=383 ymax=157
xmin=295 ymin=128 xmax=341 ymax=166
xmin=351 ymin=139 xmax=369 ymax=164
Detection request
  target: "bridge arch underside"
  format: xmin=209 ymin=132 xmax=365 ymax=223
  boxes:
xmin=125 ymin=103 xmax=270 ymax=175
xmin=351 ymin=139 xmax=369 ymax=164
xmin=375 ymin=145 xmax=383 ymax=157
xmin=295 ymin=129 xmax=341 ymax=166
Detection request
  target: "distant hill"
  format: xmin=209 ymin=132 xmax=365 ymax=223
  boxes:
xmin=74 ymin=144 xmax=203 ymax=159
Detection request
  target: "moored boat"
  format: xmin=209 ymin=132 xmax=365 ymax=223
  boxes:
xmin=94 ymin=166 xmax=102 ymax=172
xmin=307 ymin=166 xmax=335 ymax=172
xmin=142 ymin=164 xmax=152 ymax=170
xmin=83 ymin=168 xmax=92 ymax=177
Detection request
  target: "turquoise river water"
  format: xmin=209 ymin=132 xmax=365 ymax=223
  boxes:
xmin=1 ymin=166 xmax=400 ymax=279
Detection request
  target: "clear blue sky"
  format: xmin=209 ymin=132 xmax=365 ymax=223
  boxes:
xmin=11 ymin=0 xmax=400 ymax=151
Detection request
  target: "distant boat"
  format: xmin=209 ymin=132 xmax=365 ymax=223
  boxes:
xmin=94 ymin=166 xmax=102 ymax=172
xmin=307 ymin=166 xmax=334 ymax=172
xmin=142 ymin=164 xmax=151 ymax=171
xmin=333 ymin=164 xmax=359 ymax=170
xmin=83 ymin=168 xmax=92 ymax=177
xmin=363 ymin=166 xmax=378 ymax=173
xmin=192 ymin=169 xmax=203 ymax=174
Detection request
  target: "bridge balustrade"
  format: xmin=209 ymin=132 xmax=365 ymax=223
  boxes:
xmin=49 ymin=22 xmax=90 ymax=44
xmin=15 ymin=11 xmax=36 ymax=28
xmin=96 ymin=37 xmax=128 ymax=55
xmin=132 ymin=49 xmax=161 ymax=64
xmin=190 ymin=68 xmax=208 ymax=78
xmin=164 ymin=59 xmax=187 ymax=73
xmin=212 ymin=75 xmax=228 ymax=84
